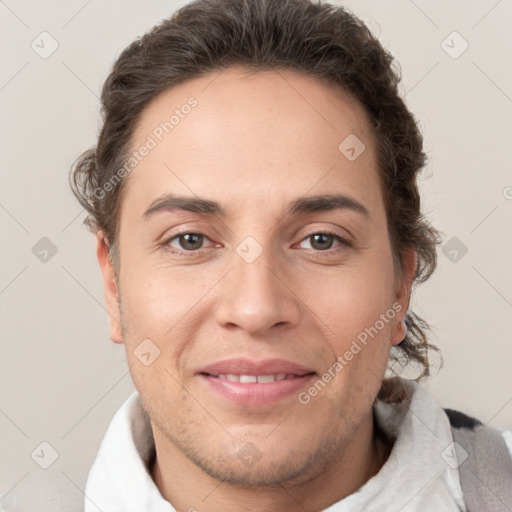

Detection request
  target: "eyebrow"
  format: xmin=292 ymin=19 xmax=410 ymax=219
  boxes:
xmin=142 ymin=193 xmax=370 ymax=220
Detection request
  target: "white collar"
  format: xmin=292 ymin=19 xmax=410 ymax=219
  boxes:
xmin=324 ymin=378 xmax=466 ymax=511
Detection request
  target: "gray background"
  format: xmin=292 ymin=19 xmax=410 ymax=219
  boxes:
xmin=1 ymin=0 xmax=511 ymax=510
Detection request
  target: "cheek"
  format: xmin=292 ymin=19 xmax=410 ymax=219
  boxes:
xmin=301 ymin=254 xmax=396 ymax=379
xmin=304 ymin=261 xmax=395 ymax=337
xmin=118 ymin=264 xmax=211 ymax=383
xmin=119 ymin=264 xmax=194 ymax=337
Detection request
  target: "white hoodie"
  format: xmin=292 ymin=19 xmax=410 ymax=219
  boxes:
xmin=84 ymin=378 xmax=512 ymax=512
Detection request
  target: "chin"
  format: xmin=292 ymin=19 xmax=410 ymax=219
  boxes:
xmin=172 ymin=424 xmax=346 ymax=488
xmin=188 ymin=451 xmax=322 ymax=487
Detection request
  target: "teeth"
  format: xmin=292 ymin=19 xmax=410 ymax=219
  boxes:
xmin=257 ymin=374 xmax=276 ymax=383
xmin=239 ymin=375 xmax=258 ymax=383
xmin=214 ymin=374 xmax=296 ymax=383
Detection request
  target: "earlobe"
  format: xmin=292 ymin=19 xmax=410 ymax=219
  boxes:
xmin=95 ymin=231 xmax=123 ymax=344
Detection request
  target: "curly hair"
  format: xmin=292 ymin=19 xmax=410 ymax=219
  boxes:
xmin=70 ymin=0 xmax=443 ymax=382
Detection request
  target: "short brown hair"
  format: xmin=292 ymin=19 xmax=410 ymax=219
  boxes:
xmin=70 ymin=0 xmax=442 ymax=381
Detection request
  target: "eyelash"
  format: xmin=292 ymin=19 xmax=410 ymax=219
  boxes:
xmin=162 ymin=230 xmax=352 ymax=257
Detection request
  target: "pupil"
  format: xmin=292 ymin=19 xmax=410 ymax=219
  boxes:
xmin=181 ymin=233 xmax=202 ymax=250
xmin=312 ymin=234 xmax=332 ymax=250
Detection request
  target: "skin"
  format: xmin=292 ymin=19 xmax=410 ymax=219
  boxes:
xmin=96 ymin=65 xmax=416 ymax=512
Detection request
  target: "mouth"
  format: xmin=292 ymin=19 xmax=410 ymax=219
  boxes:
xmin=197 ymin=358 xmax=317 ymax=405
xmin=202 ymin=373 xmax=305 ymax=383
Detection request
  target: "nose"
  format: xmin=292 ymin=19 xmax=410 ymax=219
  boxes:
xmin=215 ymin=244 xmax=302 ymax=336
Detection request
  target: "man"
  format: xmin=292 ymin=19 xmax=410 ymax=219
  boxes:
xmin=70 ymin=0 xmax=512 ymax=510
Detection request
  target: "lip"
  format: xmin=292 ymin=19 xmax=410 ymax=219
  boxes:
xmin=197 ymin=358 xmax=317 ymax=406
xmin=199 ymin=358 xmax=315 ymax=377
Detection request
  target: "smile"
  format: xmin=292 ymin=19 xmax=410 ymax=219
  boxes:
xmin=198 ymin=359 xmax=317 ymax=406
xmin=206 ymin=373 xmax=299 ymax=383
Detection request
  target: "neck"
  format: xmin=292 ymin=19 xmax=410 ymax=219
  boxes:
xmin=150 ymin=411 xmax=392 ymax=512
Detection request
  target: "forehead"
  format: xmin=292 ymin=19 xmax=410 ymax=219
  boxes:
xmin=131 ymin=64 xmax=373 ymax=152
xmin=123 ymin=65 xmax=380 ymax=218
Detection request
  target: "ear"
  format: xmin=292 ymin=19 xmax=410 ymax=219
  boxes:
xmin=96 ymin=231 xmax=123 ymax=344
xmin=391 ymin=247 xmax=417 ymax=346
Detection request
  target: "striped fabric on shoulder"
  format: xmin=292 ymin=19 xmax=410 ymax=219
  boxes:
xmin=445 ymin=408 xmax=512 ymax=512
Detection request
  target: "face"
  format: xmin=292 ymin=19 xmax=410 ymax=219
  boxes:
xmin=97 ymin=65 xmax=415 ymax=486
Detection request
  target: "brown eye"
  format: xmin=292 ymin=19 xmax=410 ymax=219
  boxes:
xmin=300 ymin=232 xmax=345 ymax=251
xmin=169 ymin=233 xmax=205 ymax=251
xmin=309 ymin=233 xmax=336 ymax=250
